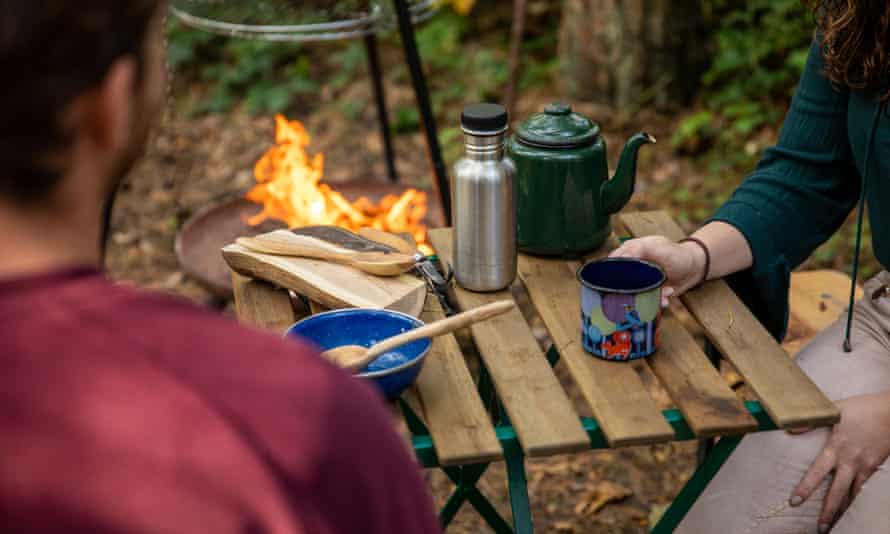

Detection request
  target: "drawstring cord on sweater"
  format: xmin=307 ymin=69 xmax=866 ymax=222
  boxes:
xmin=843 ymin=103 xmax=884 ymax=352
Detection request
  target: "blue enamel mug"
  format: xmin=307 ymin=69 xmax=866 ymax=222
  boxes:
xmin=577 ymin=258 xmax=666 ymax=361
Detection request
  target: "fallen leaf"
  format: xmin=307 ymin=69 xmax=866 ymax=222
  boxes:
xmin=574 ymin=480 xmax=633 ymax=516
xmin=652 ymin=444 xmax=672 ymax=463
xmin=573 ymin=489 xmax=596 ymax=515
xmin=530 ymin=470 xmax=545 ymax=486
xmin=112 ymin=232 xmax=138 ymax=246
xmin=553 ymin=520 xmax=576 ymax=532
xmin=543 ymin=462 xmax=572 ymax=476
xmin=648 ymin=503 xmax=669 ymax=527
xmin=594 ymin=451 xmax=615 ymax=463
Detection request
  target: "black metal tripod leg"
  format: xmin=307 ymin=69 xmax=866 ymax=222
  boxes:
xmin=363 ymin=33 xmax=399 ymax=183
xmin=392 ymin=0 xmax=452 ymax=224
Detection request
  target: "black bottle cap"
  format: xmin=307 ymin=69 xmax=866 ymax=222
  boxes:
xmin=461 ymin=103 xmax=508 ymax=133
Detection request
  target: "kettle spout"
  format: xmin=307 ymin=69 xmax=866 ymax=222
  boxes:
xmin=601 ymin=132 xmax=657 ymax=215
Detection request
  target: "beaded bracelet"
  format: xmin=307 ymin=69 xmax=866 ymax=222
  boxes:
xmin=679 ymin=237 xmax=711 ymax=288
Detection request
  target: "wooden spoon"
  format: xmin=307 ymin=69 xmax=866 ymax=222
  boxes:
xmin=324 ymin=300 xmax=516 ymax=372
xmin=236 ymin=231 xmax=416 ymax=277
xmin=357 ymin=227 xmax=419 ymax=255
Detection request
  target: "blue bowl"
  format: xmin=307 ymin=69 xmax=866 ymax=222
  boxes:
xmin=285 ymin=308 xmax=431 ymax=400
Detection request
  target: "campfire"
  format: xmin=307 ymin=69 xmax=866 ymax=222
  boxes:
xmin=246 ymin=115 xmax=433 ymax=254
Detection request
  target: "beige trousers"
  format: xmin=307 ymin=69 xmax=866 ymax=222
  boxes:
xmin=678 ymin=273 xmax=890 ymax=534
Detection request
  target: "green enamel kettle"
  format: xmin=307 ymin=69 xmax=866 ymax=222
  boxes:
xmin=506 ymin=103 xmax=655 ymax=257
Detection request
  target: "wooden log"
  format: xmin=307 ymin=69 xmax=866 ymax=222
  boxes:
xmin=231 ymin=272 xmax=297 ymax=334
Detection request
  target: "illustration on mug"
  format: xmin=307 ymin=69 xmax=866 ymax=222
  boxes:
xmin=581 ymin=287 xmax=661 ymax=360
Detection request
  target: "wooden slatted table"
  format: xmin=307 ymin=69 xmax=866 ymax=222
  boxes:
xmin=232 ymin=211 xmax=839 ymax=534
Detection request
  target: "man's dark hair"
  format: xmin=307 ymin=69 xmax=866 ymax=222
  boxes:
xmin=0 ymin=1 xmax=161 ymax=204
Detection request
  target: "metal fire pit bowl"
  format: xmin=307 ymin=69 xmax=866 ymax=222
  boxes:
xmin=175 ymin=181 xmax=444 ymax=299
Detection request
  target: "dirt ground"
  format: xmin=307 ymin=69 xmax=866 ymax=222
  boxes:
xmin=106 ymin=88 xmax=708 ymax=532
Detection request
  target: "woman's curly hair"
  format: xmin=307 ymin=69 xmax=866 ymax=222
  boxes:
xmin=808 ymin=0 xmax=890 ymax=101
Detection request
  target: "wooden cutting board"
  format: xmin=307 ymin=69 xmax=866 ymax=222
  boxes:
xmin=221 ymin=227 xmax=427 ymax=317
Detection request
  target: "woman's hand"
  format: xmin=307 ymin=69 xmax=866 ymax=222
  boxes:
xmin=610 ymin=235 xmax=706 ymax=297
xmin=790 ymin=392 xmax=890 ymax=532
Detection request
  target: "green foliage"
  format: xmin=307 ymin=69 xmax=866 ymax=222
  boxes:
xmin=167 ymin=20 xmax=318 ymax=115
xmin=520 ymin=57 xmax=559 ymax=91
xmin=439 ymin=126 xmax=464 ymax=163
xmin=415 ymin=9 xmax=468 ymax=64
xmin=166 ymin=21 xmax=215 ymax=69
xmin=670 ymin=110 xmax=715 ymax=148
xmin=338 ymin=99 xmax=364 ymax=121
xmin=413 ymin=10 xmax=509 ymax=106
xmin=393 ymin=105 xmax=421 ymax=134
xmin=704 ymin=0 xmax=811 ymax=104
xmin=674 ymin=0 xmax=812 ymax=164
xmin=328 ymin=42 xmax=366 ymax=90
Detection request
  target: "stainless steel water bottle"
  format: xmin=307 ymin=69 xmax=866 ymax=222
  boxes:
xmin=452 ymin=103 xmax=517 ymax=292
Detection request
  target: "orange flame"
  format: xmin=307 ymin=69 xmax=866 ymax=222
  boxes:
xmin=246 ymin=115 xmax=431 ymax=254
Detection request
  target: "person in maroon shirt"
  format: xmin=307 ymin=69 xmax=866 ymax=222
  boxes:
xmin=0 ymin=2 xmax=439 ymax=533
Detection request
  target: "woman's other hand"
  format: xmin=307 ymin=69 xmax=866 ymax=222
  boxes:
xmin=789 ymin=392 xmax=890 ymax=532
xmin=610 ymin=235 xmax=706 ymax=297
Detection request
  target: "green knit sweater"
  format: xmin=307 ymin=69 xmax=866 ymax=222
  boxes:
xmin=710 ymin=38 xmax=888 ymax=341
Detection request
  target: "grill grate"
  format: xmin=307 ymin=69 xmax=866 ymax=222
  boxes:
xmin=170 ymin=0 xmax=437 ymax=42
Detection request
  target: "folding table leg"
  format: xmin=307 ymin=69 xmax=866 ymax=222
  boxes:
xmin=398 ymin=398 xmax=429 ymax=436
xmin=441 ymin=464 xmax=514 ymax=533
xmin=651 ymin=435 xmax=743 ymax=533
xmin=477 ymin=364 xmax=530 ymax=532
xmin=404 ymin=397 xmax=513 ymax=532
xmin=504 ymin=444 xmax=534 ymax=534
xmin=440 ymin=465 xmax=486 ymax=527
xmin=439 ymin=486 xmax=466 ymax=527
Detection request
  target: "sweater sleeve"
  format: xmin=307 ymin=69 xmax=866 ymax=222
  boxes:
xmin=709 ymin=38 xmax=859 ymax=340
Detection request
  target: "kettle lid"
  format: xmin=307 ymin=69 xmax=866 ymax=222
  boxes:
xmin=516 ymin=103 xmax=600 ymax=148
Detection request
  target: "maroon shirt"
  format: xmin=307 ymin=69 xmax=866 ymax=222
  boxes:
xmin=0 ymin=268 xmax=439 ymax=533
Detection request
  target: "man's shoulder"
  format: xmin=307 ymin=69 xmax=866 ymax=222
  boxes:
xmin=67 ymin=279 xmax=371 ymax=424
xmin=4 ymin=275 xmax=440 ymax=533
xmin=99 ymin=281 xmax=392 ymax=429
xmin=92 ymin=280 xmax=315 ymax=357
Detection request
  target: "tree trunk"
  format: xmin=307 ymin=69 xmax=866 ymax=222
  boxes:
xmin=503 ymin=0 xmax=528 ymax=119
xmin=558 ymin=0 xmax=707 ymax=109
